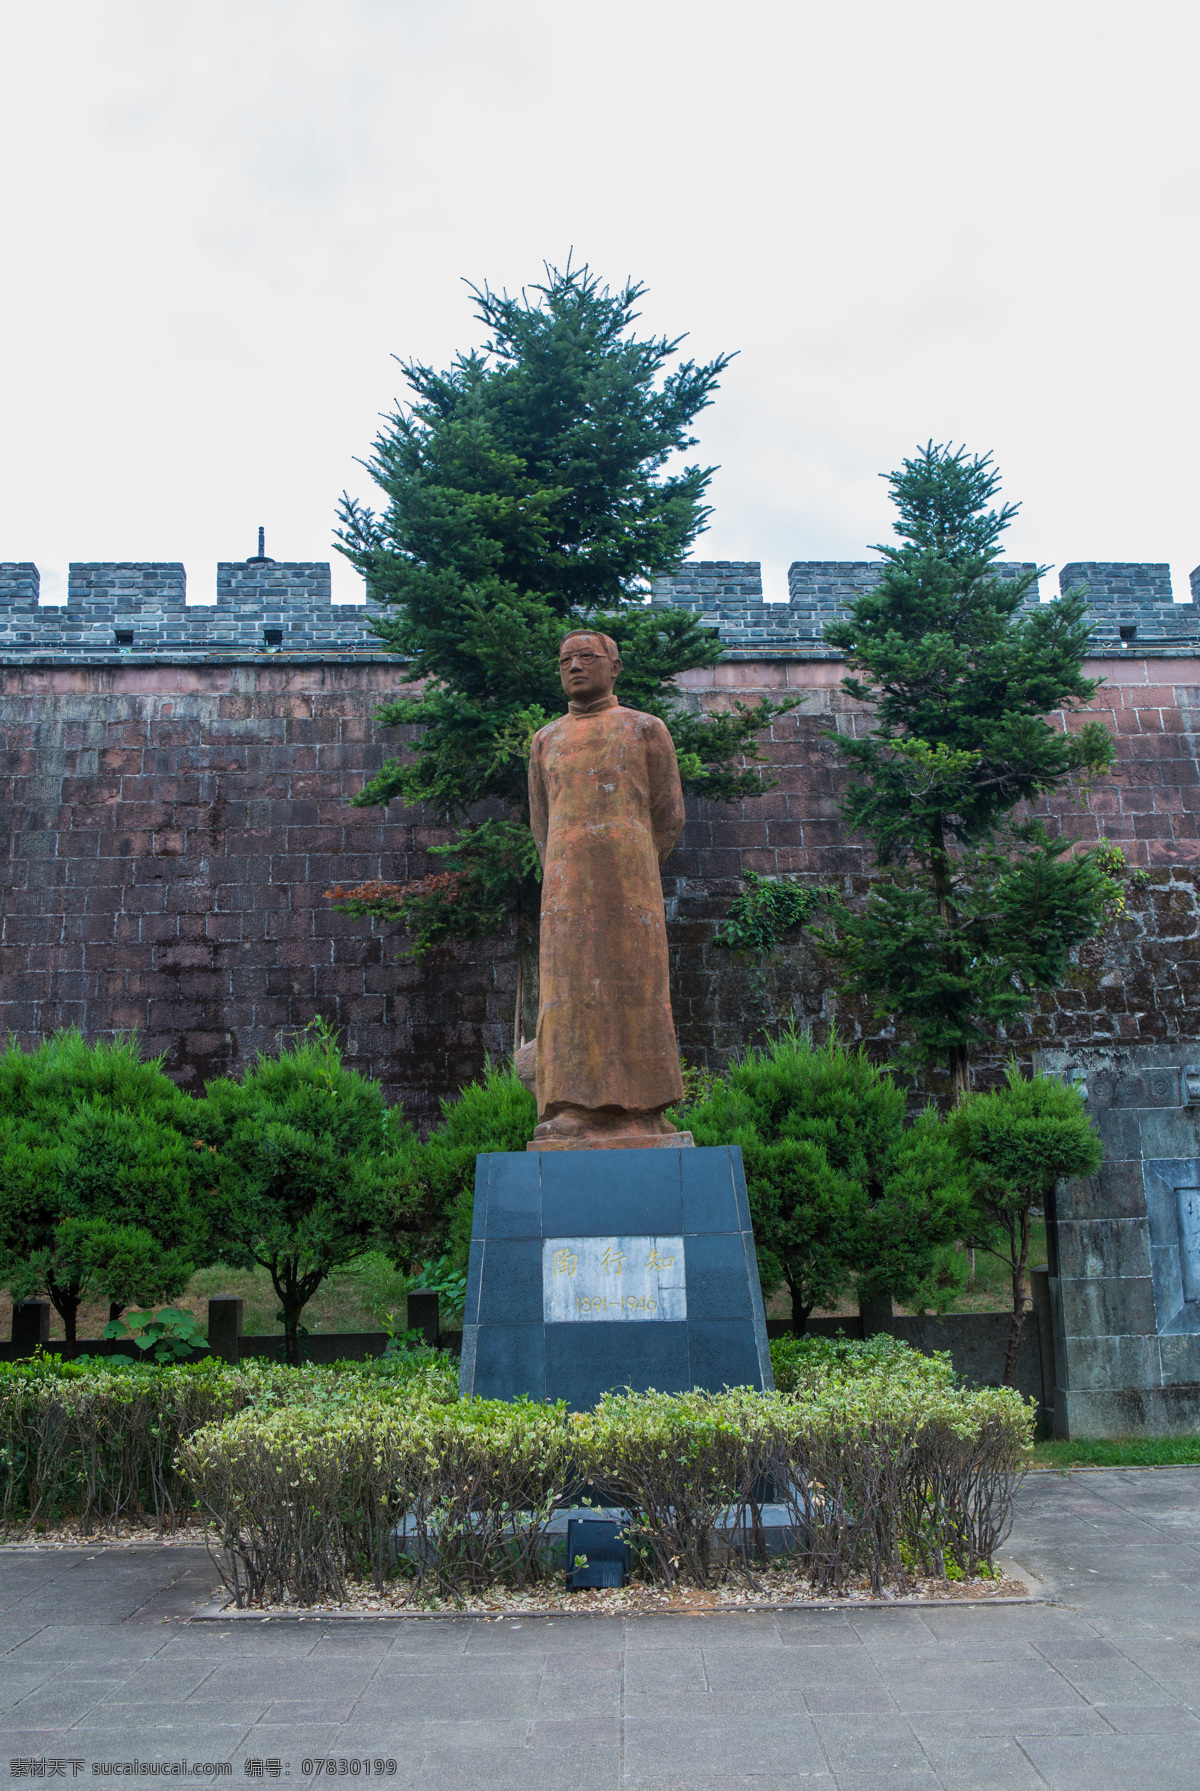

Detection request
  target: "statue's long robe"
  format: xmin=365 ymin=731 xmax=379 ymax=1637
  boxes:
xmin=528 ymin=695 xmax=686 ymax=1116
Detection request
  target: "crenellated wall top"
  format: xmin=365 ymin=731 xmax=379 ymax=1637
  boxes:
xmin=649 ymin=559 xmax=1200 ymax=658
xmin=3 ymin=556 xmax=1199 ymax=660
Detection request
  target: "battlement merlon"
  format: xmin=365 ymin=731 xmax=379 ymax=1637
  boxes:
xmin=1055 ymin=563 xmax=1200 ymax=648
xmin=3 ymin=557 xmax=1200 ymax=657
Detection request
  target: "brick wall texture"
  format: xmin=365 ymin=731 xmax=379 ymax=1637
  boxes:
xmin=0 ymin=661 xmax=514 ymax=1129
xmin=665 ymin=656 xmax=1200 ymax=1089
xmin=6 ymin=647 xmax=1200 ymax=1123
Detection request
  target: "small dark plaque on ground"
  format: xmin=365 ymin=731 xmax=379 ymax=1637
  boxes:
xmin=566 ymin=1517 xmax=630 ymax=1589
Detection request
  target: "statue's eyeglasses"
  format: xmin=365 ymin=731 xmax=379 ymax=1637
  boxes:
xmin=560 ymin=651 xmax=603 ymax=666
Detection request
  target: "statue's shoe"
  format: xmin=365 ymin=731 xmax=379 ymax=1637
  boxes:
xmin=530 ymin=1107 xmax=593 ymax=1142
xmin=513 ymin=1039 xmax=538 ymax=1094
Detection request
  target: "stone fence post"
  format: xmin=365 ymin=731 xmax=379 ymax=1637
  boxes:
xmin=11 ymin=1300 xmax=50 ymax=1357
xmin=207 ymin=1297 xmax=244 ymax=1364
xmin=406 ymin=1292 xmax=440 ymax=1348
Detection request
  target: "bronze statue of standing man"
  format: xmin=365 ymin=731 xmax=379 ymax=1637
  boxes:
xmin=524 ymin=630 xmax=691 ymax=1149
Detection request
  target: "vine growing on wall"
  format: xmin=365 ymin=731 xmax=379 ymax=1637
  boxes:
xmin=715 ymin=872 xmax=836 ymax=960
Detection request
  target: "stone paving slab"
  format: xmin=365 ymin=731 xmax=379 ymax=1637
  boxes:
xmin=0 ymin=1467 xmax=1195 ymax=1787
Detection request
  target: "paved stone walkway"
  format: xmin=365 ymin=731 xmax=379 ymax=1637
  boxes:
xmin=0 ymin=1467 xmax=1196 ymax=1789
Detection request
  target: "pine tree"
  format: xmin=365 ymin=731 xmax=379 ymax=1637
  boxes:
xmin=821 ymin=443 xmax=1118 ymax=1099
xmin=331 ymin=263 xmax=800 ymax=1035
xmin=0 ymin=1033 xmax=218 ymax=1351
xmin=196 ymin=1022 xmax=406 ymax=1365
xmin=388 ymin=1062 xmax=538 ymax=1281
xmin=685 ymin=1031 xmax=971 ymax=1329
xmin=950 ymin=1064 xmax=1101 ymax=1383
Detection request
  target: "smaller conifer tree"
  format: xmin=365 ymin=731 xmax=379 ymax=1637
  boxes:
xmin=196 ymin=1022 xmax=407 ymax=1365
xmin=385 ymin=1062 xmax=538 ymax=1281
xmin=820 ymin=442 xmax=1117 ymax=1098
xmin=685 ymin=1031 xmax=971 ymax=1328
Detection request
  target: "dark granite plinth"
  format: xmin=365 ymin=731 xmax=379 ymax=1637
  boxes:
xmin=460 ymin=1146 xmax=774 ymax=1406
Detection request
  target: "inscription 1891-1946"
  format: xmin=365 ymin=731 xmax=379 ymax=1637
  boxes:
xmin=542 ymin=1236 xmax=687 ymax=1323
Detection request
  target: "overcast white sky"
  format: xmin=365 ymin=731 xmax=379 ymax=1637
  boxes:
xmin=1 ymin=0 xmax=1197 ymax=607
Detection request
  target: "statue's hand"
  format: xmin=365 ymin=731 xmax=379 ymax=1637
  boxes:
xmin=514 ymin=1038 xmax=538 ymax=1094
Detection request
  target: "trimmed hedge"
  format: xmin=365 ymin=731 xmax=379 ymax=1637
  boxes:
xmin=768 ymin=1334 xmax=1029 ymax=1589
xmin=0 ymin=1339 xmax=1033 ymax=1606
xmin=575 ymin=1387 xmax=777 ymax=1589
xmin=770 ymin=1330 xmax=960 ymax=1394
xmin=0 ymin=1351 xmax=456 ymax=1534
xmin=179 ymin=1346 xmax=1033 ymax=1606
xmin=181 ymin=1394 xmax=572 ymax=1606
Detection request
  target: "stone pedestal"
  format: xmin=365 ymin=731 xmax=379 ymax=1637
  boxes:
xmin=460 ymin=1146 xmax=774 ymax=1407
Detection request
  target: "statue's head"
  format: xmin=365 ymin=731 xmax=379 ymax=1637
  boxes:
xmin=559 ymin=630 xmax=622 ymax=704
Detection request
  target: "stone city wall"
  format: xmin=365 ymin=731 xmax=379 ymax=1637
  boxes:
xmin=651 ymin=557 xmax=1200 ymax=654
xmin=4 ymin=556 xmax=1200 ymax=1125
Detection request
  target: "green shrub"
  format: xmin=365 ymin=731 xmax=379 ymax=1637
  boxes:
xmin=770 ymin=1332 xmax=958 ymax=1395
xmin=905 ymin=1384 xmax=1030 ymax=1579
xmin=103 ymin=1306 xmax=210 ymax=1364
xmin=179 ymin=1360 xmax=1033 ymax=1607
xmin=769 ymin=1336 xmax=1030 ymax=1589
xmin=346 ymin=1343 xmax=460 ymax=1398
xmin=951 ymin=1063 xmax=1102 ymax=1384
xmin=686 ymin=1031 xmax=970 ymax=1326
xmin=0 ymin=1356 xmax=263 ymax=1533
xmin=0 ymin=1032 xmax=221 ymax=1347
xmin=0 ymin=1338 xmax=1032 ymax=1605
xmin=180 ymin=1394 xmax=571 ymax=1606
xmin=403 ymin=1398 xmax=572 ymax=1598
xmin=180 ymin=1401 xmax=414 ymax=1605
xmin=391 ymin=1063 xmax=537 ymax=1274
xmin=574 ymin=1387 xmax=777 ymax=1588
xmin=781 ymin=1375 xmax=1030 ymax=1592
xmin=195 ymin=1022 xmax=409 ymax=1365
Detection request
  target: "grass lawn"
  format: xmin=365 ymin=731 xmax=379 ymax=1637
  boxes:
xmin=945 ymin=1223 xmax=1046 ymax=1313
xmin=1031 ymin=1435 xmax=1200 ymax=1469
xmin=764 ymin=1224 xmax=1047 ymax=1323
xmin=0 ymin=1251 xmax=415 ymax=1343
xmin=1 ymin=1221 xmax=1047 ymax=1342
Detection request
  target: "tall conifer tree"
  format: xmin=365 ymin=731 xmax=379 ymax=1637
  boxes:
xmin=332 ymin=263 xmax=799 ymax=1037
